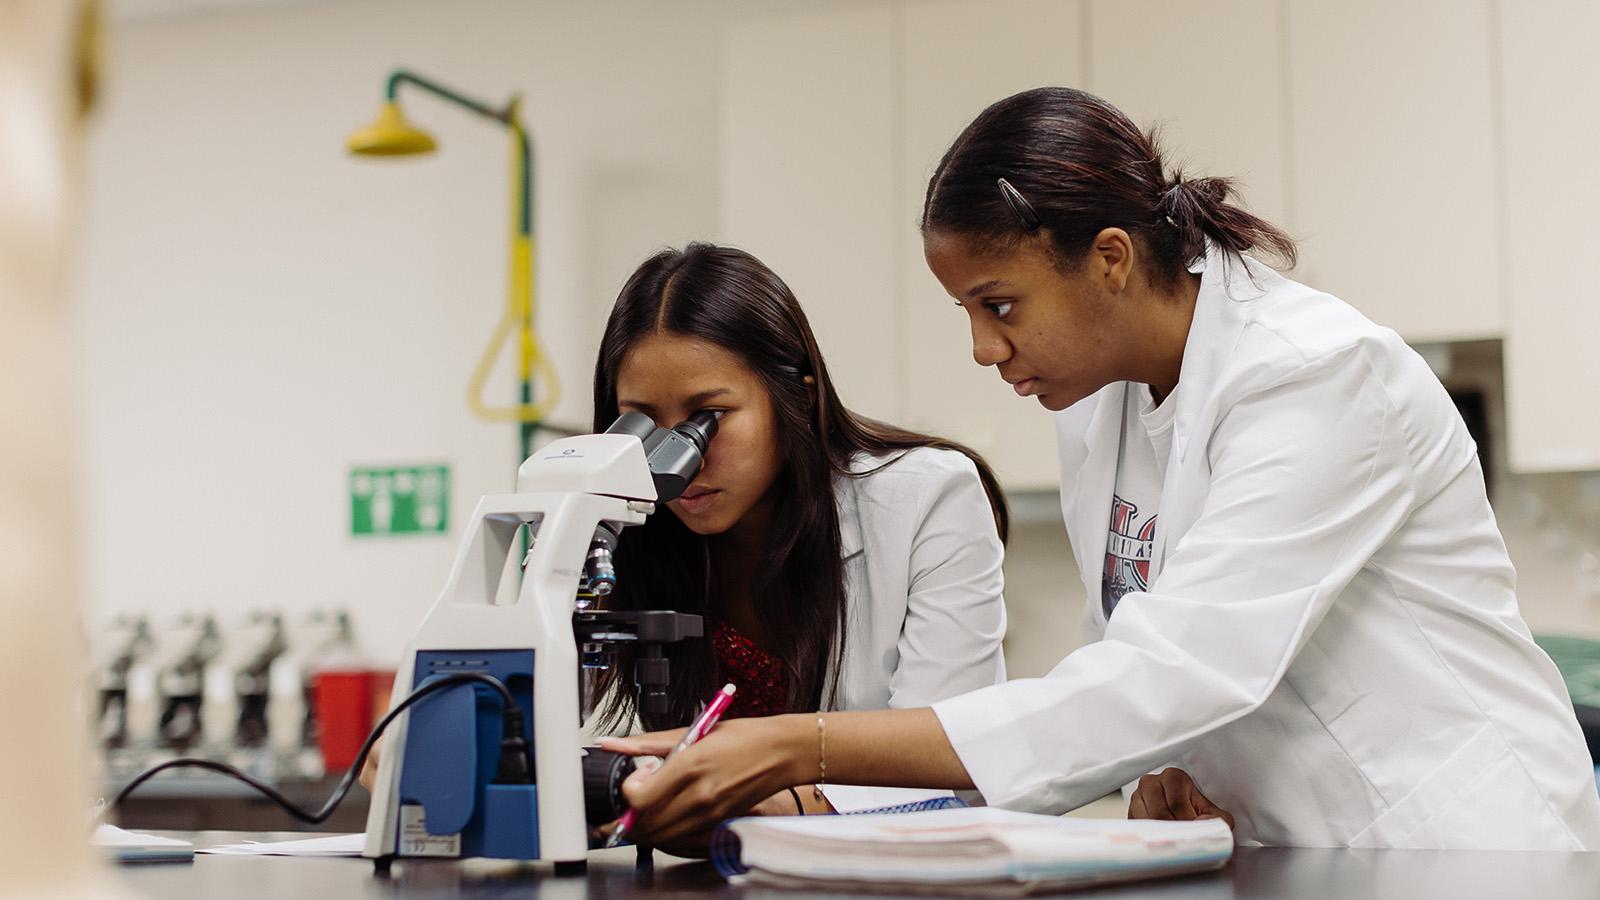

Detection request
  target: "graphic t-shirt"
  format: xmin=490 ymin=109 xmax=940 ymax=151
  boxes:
xmin=1102 ymin=383 xmax=1179 ymax=619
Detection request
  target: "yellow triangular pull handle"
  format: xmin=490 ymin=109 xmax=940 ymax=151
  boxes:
xmin=467 ymin=310 xmax=559 ymax=424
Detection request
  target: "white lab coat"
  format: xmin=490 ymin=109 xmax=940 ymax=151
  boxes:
xmin=589 ymin=447 xmax=1008 ymax=810
xmin=828 ymin=446 xmax=1008 ymax=711
xmin=822 ymin=446 xmax=1008 ymax=810
xmin=932 ymin=248 xmax=1600 ymax=849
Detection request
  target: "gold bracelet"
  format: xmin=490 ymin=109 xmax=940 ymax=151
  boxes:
xmin=813 ymin=714 xmax=827 ymax=802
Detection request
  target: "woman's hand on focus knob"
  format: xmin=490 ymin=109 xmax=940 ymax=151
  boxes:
xmin=598 ymin=714 xmax=809 ymax=848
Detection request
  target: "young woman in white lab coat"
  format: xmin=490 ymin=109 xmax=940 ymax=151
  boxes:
xmin=588 ymin=243 xmax=1008 ymax=820
xmin=601 ymin=88 xmax=1600 ymax=850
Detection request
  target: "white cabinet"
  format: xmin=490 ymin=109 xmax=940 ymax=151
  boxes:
xmin=1088 ymin=0 xmax=1289 ymax=232
xmin=717 ymin=5 xmax=901 ymax=422
xmin=898 ymin=0 xmax=1085 ymax=491
xmin=1499 ymin=0 xmax=1600 ymax=471
xmin=719 ymin=0 xmax=1600 ymax=482
xmin=1284 ymin=0 xmax=1502 ymax=342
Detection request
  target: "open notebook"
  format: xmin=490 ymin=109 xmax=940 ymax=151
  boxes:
xmin=712 ymin=806 xmax=1233 ymax=895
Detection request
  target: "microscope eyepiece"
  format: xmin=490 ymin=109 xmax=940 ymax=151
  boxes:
xmin=670 ymin=409 xmax=719 ymax=454
xmin=603 ymin=411 xmax=657 ymax=442
xmin=600 ymin=410 xmax=719 ymax=502
xmin=646 ymin=411 xmax=718 ymax=501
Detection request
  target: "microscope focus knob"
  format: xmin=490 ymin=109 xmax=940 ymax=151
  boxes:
xmin=581 ymin=747 xmax=638 ymax=826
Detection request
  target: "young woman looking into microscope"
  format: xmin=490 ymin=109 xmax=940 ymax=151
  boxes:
xmin=588 ymin=241 xmax=1008 ymax=825
xmin=360 ymin=243 xmax=1007 ymax=828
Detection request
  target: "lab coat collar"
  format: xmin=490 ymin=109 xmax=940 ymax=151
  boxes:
xmin=1170 ymin=245 xmax=1270 ymax=463
xmin=1060 ymin=245 xmax=1270 ymax=604
xmin=1063 ymin=382 xmax=1126 ymax=602
xmin=1072 ymin=243 xmax=1267 ymax=459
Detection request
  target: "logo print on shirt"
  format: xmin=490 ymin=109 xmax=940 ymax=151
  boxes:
xmin=1102 ymin=494 xmax=1157 ymax=619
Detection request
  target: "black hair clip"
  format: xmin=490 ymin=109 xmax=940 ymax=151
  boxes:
xmin=997 ymin=177 xmax=1041 ymax=231
xmin=776 ymin=363 xmax=816 ymax=386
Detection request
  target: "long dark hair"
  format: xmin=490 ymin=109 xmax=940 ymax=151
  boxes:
xmin=590 ymin=243 xmax=1008 ymax=732
xmin=922 ymin=87 xmax=1295 ymax=287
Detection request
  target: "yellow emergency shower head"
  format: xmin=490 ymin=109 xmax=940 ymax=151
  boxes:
xmin=345 ymin=101 xmax=436 ymax=156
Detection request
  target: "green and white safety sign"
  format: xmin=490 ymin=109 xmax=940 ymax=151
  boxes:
xmin=350 ymin=464 xmax=449 ymax=536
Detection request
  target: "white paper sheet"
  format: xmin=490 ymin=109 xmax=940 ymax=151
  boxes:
xmin=92 ymin=824 xmax=195 ymax=862
xmin=92 ymin=824 xmax=193 ymax=849
xmin=197 ymin=833 xmax=366 ymax=857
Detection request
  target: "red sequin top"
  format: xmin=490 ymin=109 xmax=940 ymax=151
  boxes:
xmin=710 ymin=619 xmax=791 ymax=719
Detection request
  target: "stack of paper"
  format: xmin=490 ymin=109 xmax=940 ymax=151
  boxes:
xmin=197 ymin=833 xmax=366 ymax=857
xmin=719 ymin=807 xmax=1232 ymax=895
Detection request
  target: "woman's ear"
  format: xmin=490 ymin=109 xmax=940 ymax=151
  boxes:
xmin=1090 ymin=227 xmax=1134 ymax=293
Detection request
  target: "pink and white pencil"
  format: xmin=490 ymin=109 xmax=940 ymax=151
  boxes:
xmin=605 ymin=683 xmax=737 ymax=849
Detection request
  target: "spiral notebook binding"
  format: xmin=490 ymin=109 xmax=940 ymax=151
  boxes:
xmin=843 ymin=795 xmax=967 ymax=816
xmin=711 ymin=795 xmax=968 ymax=877
xmin=710 ymin=825 xmax=747 ymax=878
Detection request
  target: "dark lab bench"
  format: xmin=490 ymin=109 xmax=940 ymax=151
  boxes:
xmin=111 ymin=831 xmax=1600 ymax=898
xmin=108 ymin=777 xmax=370 ymax=833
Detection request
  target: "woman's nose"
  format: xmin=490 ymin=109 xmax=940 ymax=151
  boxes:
xmin=970 ymin=323 xmax=1012 ymax=368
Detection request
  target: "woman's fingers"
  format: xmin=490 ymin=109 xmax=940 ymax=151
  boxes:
xmin=635 ymin=757 xmax=746 ymax=845
xmin=1132 ymin=772 xmax=1174 ymax=819
xmin=1157 ymin=768 xmax=1199 ymax=820
xmin=615 ymin=719 xmax=795 ymax=847
xmin=1193 ymin=794 xmax=1237 ymax=829
xmin=1130 ymin=767 xmax=1230 ymax=826
xmin=1127 ymin=789 xmax=1150 ymax=819
xmin=619 ymin=747 xmax=701 ymax=829
xmin=598 ymin=727 xmax=688 ymax=758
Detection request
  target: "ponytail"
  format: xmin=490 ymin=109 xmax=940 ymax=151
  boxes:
xmin=923 ymin=88 xmax=1296 ymax=287
xmin=1156 ymin=174 xmax=1297 ymax=272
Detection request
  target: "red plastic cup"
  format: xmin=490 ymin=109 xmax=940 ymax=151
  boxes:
xmin=313 ymin=669 xmax=392 ymax=773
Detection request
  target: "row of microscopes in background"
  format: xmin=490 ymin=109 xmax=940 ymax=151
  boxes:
xmin=94 ymin=609 xmax=393 ymax=781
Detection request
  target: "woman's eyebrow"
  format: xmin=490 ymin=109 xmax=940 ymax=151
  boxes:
xmin=966 ymin=279 xmax=1007 ymax=299
xmin=685 ymin=388 xmax=732 ymax=406
xmin=617 ymin=387 xmax=732 ymax=414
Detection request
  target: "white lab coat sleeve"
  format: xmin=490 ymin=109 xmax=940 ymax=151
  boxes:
xmin=933 ymin=345 xmax=1417 ymax=813
xmin=885 ymin=452 xmax=1008 ymax=709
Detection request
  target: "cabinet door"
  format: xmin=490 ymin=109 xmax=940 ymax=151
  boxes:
xmin=1500 ymin=0 xmax=1600 ymax=471
xmin=718 ymin=4 xmax=900 ymax=421
xmin=1088 ymin=0 xmax=1289 ymax=232
xmin=900 ymin=0 xmax=1085 ymax=491
xmin=1285 ymin=0 xmax=1502 ymax=341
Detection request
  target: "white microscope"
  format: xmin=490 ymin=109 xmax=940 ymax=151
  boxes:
xmin=362 ymin=411 xmax=715 ymax=873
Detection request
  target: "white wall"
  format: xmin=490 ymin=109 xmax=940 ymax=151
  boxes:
xmin=77 ymin=0 xmax=1088 ymax=675
xmin=77 ymin=0 xmax=1600 ymax=678
xmin=76 ymin=0 xmax=734 ymax=658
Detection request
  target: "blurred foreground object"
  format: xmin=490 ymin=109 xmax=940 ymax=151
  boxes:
xmin=0 ymin=1 xmax=128 ymax=896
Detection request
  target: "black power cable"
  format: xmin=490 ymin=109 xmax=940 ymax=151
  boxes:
xmin=111 ymin=671 xmax=528 ymax=826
